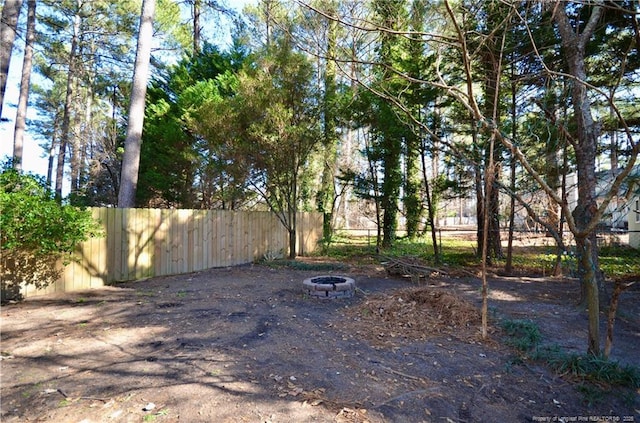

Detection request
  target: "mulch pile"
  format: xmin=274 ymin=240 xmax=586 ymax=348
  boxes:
xmin=342 ymin=287 xmax=481 ymax=346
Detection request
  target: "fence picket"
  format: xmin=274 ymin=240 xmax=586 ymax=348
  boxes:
xmin=19 ymin=208 xmax=321 ymax=298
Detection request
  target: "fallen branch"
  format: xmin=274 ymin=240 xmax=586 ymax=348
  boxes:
xmin=373 ymin=387 xmax=442 ymax=408
xmin=379 ymin=364 xmax=424 ymax=382
xmin=379 ymin=255 xmax=448 ymax=280
xmin=54 ymin=389 xmax=110 ymax=402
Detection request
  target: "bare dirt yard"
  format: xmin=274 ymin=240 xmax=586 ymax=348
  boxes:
xmin=1 ymin=259 xmax=639 ymax=422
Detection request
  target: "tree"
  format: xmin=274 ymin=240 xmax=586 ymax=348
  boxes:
xmin=439 ymin=0 xmax=639 ymax=354
xmin=243 ymin=0 xmax=288 ymax=49
xmin=12 ymin=0 xmax=36 ymax=171
xmin=370 ymin=0 xmax=409 ymax=249
xmin=186 ymin=75 xmax=254 ymax=209
xmin=313 ymin=0 xmax=340 ymax=245
xmin=551 ymin=2 xmax=614 ymax=356
xmin=192 ymin=0 xmax=201 ymax=54
xmin=0 ymin=0 xmax=23 ymax=118
xmin=402 ymin=0 xmax=427 ymax=241
xmin=484 ymin=1 xmax=638 ymax=355
xmin=52 ymin=0 xmax=83 ymax=199
xmin=236 ymin=37 xmax=321 ymax=258
xmin=475 ymin=0 xmax=508 ymax=262
xmin=33 ymin=0 xmax=191 ymax=204
xmin=118 ymin=0 xmax=156 ymax=207
xmin=29 ymin=0 xmax=139 ymax=200
xmin=140 ymin=43 xmax=247 ymax=208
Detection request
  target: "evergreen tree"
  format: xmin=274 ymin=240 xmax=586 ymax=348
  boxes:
xmin=140 ymin=43 xmax=248 ymax=208
xmin=235 ymin=36 xmax=322 ymax=258
xmin=372 ymin=0 xmax=408 ymax=249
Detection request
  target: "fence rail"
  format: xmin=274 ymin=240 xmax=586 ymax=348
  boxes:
xmin=22 ymin=208 xmax=322 ymax=298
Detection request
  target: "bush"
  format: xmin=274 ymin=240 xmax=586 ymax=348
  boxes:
xmin=501 ymin=319 xmax=542 ymax=351
xmin=0 ymin=167 xmax=101 ymax=302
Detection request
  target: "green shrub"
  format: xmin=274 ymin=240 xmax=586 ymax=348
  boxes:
xmin=1 ymin=167 xmax=101 ymax=302
xmin=501 ymin=319 xmax=542 ymax=351
xmin=545 ymin=352 xmax=640 ymax=388
xmin=505 ymin=329 xmax=640 ymax=390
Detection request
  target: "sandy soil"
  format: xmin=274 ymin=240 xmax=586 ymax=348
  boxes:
xmin=1 ymin=261 xmax=638 ymax=422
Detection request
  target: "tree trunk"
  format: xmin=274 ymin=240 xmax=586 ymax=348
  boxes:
xmin=381 ymin=134 xmax=401 ymax=248
xmin=78 ymin=82 xmax=94 ymax=196
xmin=554 ymin=1 xmax=605 ymax=356
xmin=481 ymin=24 xmax=503 ymax=263
xmin=288 ymin=214 xmax=297 ymax=259
xmin=118 ymin=0 xmax=156 ymax=208
xmin=553 ymin=144 xmax=569 ymax=276
xmin=56 ymin=2 xmax=82 ymax=199
xmin=505 ymin=68 xmax=517 ymax=274
xmin=365 ymin=131 xmax=383 ymax=250
xmin=604 ymin=280 xmax=629 ymax=359
xmin=472 ymin=118 xmax=484 ymax=258
xmin=192 ymin=0 xmax=201 ymax=55
xmin=46 ymin=120 xmax=60 ymax=188
xmin=487 ymin=168 xmax=502 ymax=262
xmin=421 ymin=139 xmax=440 ymax=262
xmin=12 ymin=0 xmax=35 ymax=171
xmin=70 ymin=97 xmax=82 ymax=196
xmin=0 ymin=0 xmax=23 ymax=118
xmin=475 ymin=173 xmax=484 ymax=257
xmin=575 ymin=236 xmax=600 ymax=355
xmin=505 ymin=155 xmax=516 ymax=275
xmin=481 ymin=133 xmax=497 ymax=340
xmin=288 ymin=174 xmax=298 ymax=259
xmin=405 ymin=129 xmax=422 ymax=239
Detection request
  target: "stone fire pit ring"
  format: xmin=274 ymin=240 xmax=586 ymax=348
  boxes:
xmin=303 ymin=275 xmax=356 ymax=299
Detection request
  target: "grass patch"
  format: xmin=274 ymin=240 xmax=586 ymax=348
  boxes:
xmin=264 ymin=259 xmax=347 ymax=272
xmin=316 ymin=232 xmax=639 ymax=280
xmin=501 ymin=318 xmax=640 ymax=391
xmin=575 ymin=383 xmax=606 ymax=407
xmin=318 ymin=234 xmax=477 ymax=267
xmin=143 ymin=409 xmax=169 ymax=421
xmin=501 ymin=319 xmax=542 ymax=352
xmin=493 ymin=244 xmax=639 ymax=279
xmin=21 ymin=386 xmax=38 ymax=398
xmin=544 ymin=351 xmax=640 ymax=388
xmin=598 ymin=245 xmax=640 ymax=279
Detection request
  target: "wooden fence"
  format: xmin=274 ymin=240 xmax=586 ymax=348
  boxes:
xmin=22 ymin=208 xmax=323 ymax=298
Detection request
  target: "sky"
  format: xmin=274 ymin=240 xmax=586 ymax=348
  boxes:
xmin=0 ymin=0 xmax=254 ymax=182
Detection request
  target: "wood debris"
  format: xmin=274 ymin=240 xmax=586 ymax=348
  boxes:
xmin=380 ymin=256 xmax=447 ymax=283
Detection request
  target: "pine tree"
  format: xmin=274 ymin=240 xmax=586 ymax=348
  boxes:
xmin=118 ymin=0 xmax=156 ymax=207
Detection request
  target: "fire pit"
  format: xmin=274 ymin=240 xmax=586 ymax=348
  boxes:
xmin=303 ymin=275 xmax=355 ymax=299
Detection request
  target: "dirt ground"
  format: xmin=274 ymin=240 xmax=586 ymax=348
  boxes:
xmin=1 ymin=259 xmax=639 ymax=423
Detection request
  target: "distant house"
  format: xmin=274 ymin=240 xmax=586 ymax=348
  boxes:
xmin=548 ymin=166 xmax=639 ymax=247
xmin=564 ymin=170 xmax=629 ymax=230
